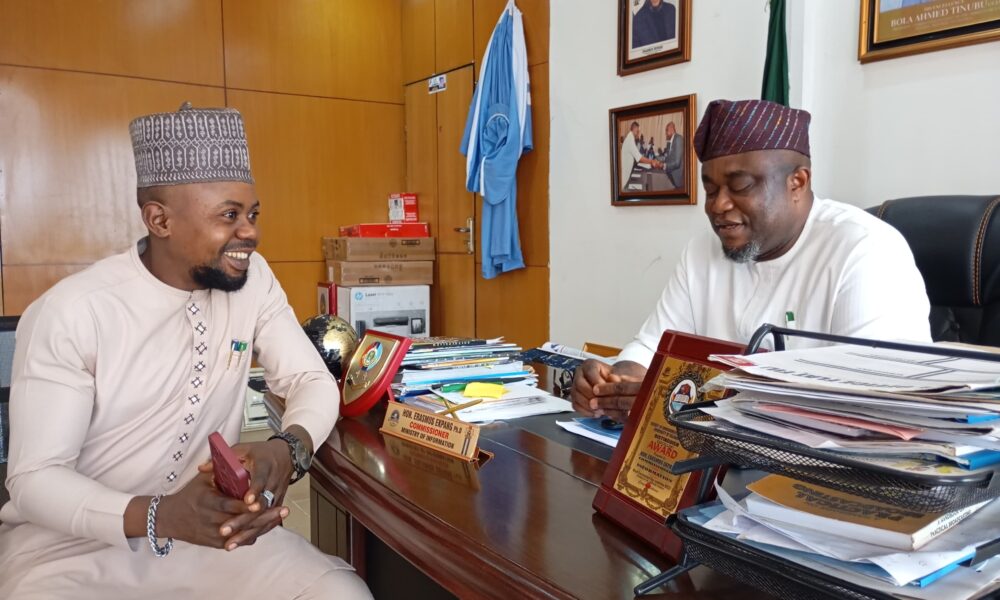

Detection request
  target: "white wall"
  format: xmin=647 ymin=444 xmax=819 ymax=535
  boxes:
xmin=796 ymin=1 xmax=1000 ymax=206
xmin=549 ymin=0 xmax=1000 ymax=350
xmin=549 ymin=0 xmax=769 ymax=349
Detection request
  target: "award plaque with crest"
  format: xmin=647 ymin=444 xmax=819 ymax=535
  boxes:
xmin=592 ymin=330 xmax=744 ymax=560
xmin=339 ymin=331 xmax=412 ymax=418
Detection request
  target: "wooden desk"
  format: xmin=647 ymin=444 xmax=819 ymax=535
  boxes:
xmin=267 ymin=396 xmax=765 ymax=599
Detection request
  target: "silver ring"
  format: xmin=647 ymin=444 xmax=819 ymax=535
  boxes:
xmin=261 ymin=489 xmax=275 ymax=508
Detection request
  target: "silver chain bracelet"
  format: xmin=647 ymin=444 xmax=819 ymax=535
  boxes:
xmin=146 ymin=494 xmax=174 ymax=558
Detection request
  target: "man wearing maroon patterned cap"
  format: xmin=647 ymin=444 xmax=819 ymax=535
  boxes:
xmin=573 ymin=99 xmax=932 ymax=421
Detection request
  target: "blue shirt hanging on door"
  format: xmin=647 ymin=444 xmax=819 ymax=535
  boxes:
xmin=460 ymin=1 xmax=532 ymax=279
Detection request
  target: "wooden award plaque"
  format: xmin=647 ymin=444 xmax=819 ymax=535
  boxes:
xmin=340 ymin=331 xmax=412 ymax=417
xmin=592 ymin=330 xmax=744 ymax=560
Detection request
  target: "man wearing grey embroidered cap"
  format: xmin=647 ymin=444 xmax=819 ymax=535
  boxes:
xmin=0 ymin=102 xmax=372 ymax=599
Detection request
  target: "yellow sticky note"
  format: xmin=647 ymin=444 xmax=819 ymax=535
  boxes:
xmin=464 ymin=382 xmax=506 ymax=399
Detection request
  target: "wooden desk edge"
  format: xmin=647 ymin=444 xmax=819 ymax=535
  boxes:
xmin=266 ymin=393 xmax=576 ymax=600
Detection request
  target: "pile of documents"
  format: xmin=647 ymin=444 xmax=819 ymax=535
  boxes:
xmin=699 ymin=344 xmax=1000 ymax=474
xmin=395 ymin=337 xmax=570 ymax=422
xmin=695 ymin=478 xmax=1000 ymax=598
xmin=681 ymin=342 xmax=1000 ymax=596
xmin=393 ymin=337 xmax=532 ymax=397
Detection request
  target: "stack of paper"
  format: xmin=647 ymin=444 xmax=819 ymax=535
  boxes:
xmin=698 ymin=344 xmax=1000 ymax=473
xmin=392 ymin=337 xmax=536 ymax=398
xmin=404 ymin=381 xmax=571 ymax=423
xmin=694 ymin=479 xmax=1000 ymax=596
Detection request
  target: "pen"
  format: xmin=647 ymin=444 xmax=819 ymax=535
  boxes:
xmin=437 ymin=399 xmax=483 ymax=417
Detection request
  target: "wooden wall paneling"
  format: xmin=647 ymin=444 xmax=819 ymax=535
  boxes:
xmin=223 ymin=0 xmax=403 ymax=103
xmin=3 ymin=265 xmax=87 ymax=316
xmin=0 ymin=67 xmax=223 ymax=267
xmin=268 ymin=261 xmax=327 ymax=322
xmin=405 ymin=81 xmax=439 ymax=239
xmin=229 ymin=90 xmax=405 ymax=263
xmin=434 ymin=0 xmax=474 ymax=74
xmin=433 ymin=254 xmax=475 ymax=337
xmin=473 ymin=0 xmax=549 ymax=70
xmin=0 ymin=0 xmax=224 ymax=86
xmin=402 ymin=0 xmax=436 ymax=84
xmin=435 ymin=66 xmax=475 ymax=255
xmin=475 ymin=266 xmax=548 ymax=348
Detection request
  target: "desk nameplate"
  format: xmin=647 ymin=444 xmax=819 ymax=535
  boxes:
xmin=380 ymin=401 xmax=481 ymax=461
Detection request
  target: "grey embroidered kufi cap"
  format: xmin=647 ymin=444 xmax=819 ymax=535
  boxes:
xmin=129 ymin=101 xmax=254 ymax=188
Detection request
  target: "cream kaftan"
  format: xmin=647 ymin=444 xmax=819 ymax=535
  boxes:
xmin=0 ymin=239 xmax=355 ymax=598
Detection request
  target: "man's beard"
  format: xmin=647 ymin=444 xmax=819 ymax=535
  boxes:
xmin=722 ymin=239 xmax=762 ymax=263
xmin=190 ymin=264 xmax=248 ymax=292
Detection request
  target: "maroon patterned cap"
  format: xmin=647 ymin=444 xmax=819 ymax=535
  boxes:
xmin=693 ymin=99 xmax=810 ymax=162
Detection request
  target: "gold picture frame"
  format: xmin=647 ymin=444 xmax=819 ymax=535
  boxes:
xmin=860 ymin=0 xmax=1000 ymax=63
xmin=618 ymin=0 xmax=692 ymax=76
xmin=609 ymin=94 xmax=697 ymax=207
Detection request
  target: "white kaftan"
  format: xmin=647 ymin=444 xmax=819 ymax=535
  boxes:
xmin=618 ymin=198 xmax=933 ymax=366
xmin=0 ymin=238 xmax=356 ymax=598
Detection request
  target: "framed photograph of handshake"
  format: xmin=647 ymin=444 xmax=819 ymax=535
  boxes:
xmin=609 ymin=94 xmax=697 ymax=207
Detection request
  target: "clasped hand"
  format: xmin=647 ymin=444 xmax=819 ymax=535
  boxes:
xmin=157 ymin=439 xmax=294 ymax=551
xmin=570 ymin=359 xmax=647 ymax=423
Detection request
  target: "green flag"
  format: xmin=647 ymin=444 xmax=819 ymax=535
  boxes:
xmin=761 ymin=0 xmax=789 ymax=106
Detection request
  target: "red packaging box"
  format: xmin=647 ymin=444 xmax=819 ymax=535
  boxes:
xmin=388 ymin=193 xmax=419 ymax=223
xmin=317 ymin=281 xmax=337 ymax=315
xmin=339 ymin=222 xmax=430 ymax=238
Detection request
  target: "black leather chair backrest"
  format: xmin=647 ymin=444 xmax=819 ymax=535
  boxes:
xmin=0 ymin=315 xmax=16 ymax=465
xmin=868 ymin=196 xmax=1000 ymax=346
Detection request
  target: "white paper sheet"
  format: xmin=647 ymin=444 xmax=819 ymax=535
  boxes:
xmin=555 ymin=420 xmax=619 ymax=447
xmin=711 ymin=345 xmax=1000 ymax=394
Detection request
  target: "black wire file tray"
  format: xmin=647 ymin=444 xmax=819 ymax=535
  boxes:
xmin=669 ymin=507 xmax=900 ymax=600
xmin=631 ymin=325 xmax=1000 ymax=597
xmin=670 ymin=408 xmax=1000 ymax=514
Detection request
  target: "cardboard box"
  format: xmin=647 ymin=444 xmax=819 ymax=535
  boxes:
xmin=388 ymin=193 xmax=419 ymax=223
xmin=339 ymin=222 xmax=430 ymax=238
xmin=317 ymin=281 xmax=337 ymax=315
xmin=326 ymin=260 xmax=434 ymax=286
xmin=337 ymin=285 xmax=429 ymax=338
xmin=322 ymin=237 xmax=435 ymax=262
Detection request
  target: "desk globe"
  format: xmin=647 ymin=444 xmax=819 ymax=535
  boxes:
xmin=302 ymin=315 xmax=358 ymax=381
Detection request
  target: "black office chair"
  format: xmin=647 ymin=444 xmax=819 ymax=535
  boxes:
xmin=0 ymin=315 xmax=17 ymax=514
xmin=0 ymin=316 xmax=17 ymax=464
xmin=868 ymin=196 xmax=1000 ymax=346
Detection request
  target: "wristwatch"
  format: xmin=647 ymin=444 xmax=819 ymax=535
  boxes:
xmin=268 ymin=431 xmax=312 ymax=483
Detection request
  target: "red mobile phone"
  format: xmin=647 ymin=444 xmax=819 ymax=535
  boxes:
xmin=209 ymin=432 xmax=250 ymax=500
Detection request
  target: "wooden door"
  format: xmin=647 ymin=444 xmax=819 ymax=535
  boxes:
xmin=431 ymin=66 xmax=476 ymax=337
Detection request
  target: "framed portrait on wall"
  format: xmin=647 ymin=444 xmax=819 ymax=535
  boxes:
xmin=618 ymin=0 xmax=691 ymax=76
xmin=860 ymin=0 xmax=1000 ymax=63
xmin=609 ymin=94 xmax=696 ymax=207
